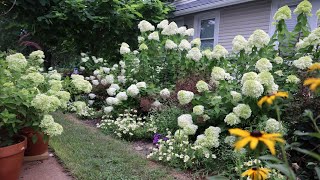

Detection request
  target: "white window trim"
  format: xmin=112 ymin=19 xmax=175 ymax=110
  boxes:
xmin=193 ymin=11 xmax=220 ymax=48
xmin=269 ymin=0 xmax=319 ymax=36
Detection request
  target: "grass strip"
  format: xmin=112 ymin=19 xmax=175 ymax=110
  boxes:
xmin=50 ymin=112 xmax=173 ymax=180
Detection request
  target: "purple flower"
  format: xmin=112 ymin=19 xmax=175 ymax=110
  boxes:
xmin=152 ymin=133 xmax=170 ymax=144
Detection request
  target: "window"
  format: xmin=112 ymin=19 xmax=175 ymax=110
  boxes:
xmin=200 ymin=18 xmax=215 ymax=49
xmin=194 ymin=11 xmax=220 ymax=49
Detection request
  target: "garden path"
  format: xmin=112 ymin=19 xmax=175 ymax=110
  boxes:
xmin=20 ymin=154 xmax=73 ymax=180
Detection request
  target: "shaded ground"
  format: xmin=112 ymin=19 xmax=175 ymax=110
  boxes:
xmin=20 ymin=153 xmax=73 ymax=180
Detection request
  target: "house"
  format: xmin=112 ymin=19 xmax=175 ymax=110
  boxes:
xmin=171 ymin=0 xmax=320 ymax=50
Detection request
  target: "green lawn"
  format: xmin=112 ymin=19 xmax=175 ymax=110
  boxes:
xmin=50 ymin=112 xmax=175 ymax=180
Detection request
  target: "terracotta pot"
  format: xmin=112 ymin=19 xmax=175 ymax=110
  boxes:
xmin=0 ymin=136 xmax=27 ymax=180
xmin=20 ymin=128 xmax=48 ymax=156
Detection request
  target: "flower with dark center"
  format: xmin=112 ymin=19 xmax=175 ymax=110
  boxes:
xmin=229 ymin=128 xmax=285 ymax=155
xmin=242 ymin=167 xmax=270 ymax=180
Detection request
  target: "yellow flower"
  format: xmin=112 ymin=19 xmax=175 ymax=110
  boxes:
xmin=257 ymin=91 xmax=288 ymax=108
xmin=242 ymin=167 xmax=270 ymax=180
xmin=304 ymin=78 xmax=320 ymax=91
xmin=308 ymin=63 xmax=320 ymax=72
xmin=229 ymin=128 xmax=285 ymax=155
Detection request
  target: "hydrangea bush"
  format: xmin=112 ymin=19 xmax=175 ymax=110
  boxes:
xmin=93 ymin=0 xmax=320 ymax=178
xmin=0 ymin=51 xmax=72 ymax=146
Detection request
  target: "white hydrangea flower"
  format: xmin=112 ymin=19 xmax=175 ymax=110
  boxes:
xmin=265 ymin=118 xmax=283 ymax=133
xmin=93 ymin=70 xmax=100 ymax=76
xmin=294 ymin=0 xmax=312 ymax=16
xmin=183 ymin=124 xmax=198 ymax=135
xmin=104 ymin=106 xmax=113 ymax=114
xmin=178 ymin=39 xmax=191 ymax=50
xmin=184 ymin=28 xmax=194 ymax=36
xmin=241 ymin=72 xmax=258 ymax=84
xmin=105 ymin=75 xmax=114 ymax=84
xmin=103 ymin=67 xmax=110 ymax=74
xmin=161 ymin=22 xmax=178 ymax=35
xmin=138 ymin=20 xmax=155 ymax=33
xmin=186 ymin=47 xmax=202 ymax=61
xmin=202 ymin=49 xmax=213 ymax=60
xmin=127 ymin=84 xmax=140 ymax=97
xmin=92 ymin=80 xmax=99 ymax=86
xmin=116 ymin=92 xmax=128 ymax=101
xmin=165 ymin=39 xmax=177 ymax=50
xmin=139 ymin=43 xmax=148 ymax=50
xmin=177 ymin=90 xmax=194 ymax=105
xmin=88 ymin=100 xmax=94 ymax=105
xmin=255 ymin=58 xmax=272 ymax=72
xmin=107 ymin=87 xmax=117 ymax=96
xmin=274 ymin=5 xmax=292 ymax=21
xmin=177 ymin=26 xmax=187 ymax=35
xmin=242 ymin=80 xmax=264 ymax=98
xmin=110 ymin=84 xmax=120 ymax=90
xmin=248 ymin=29 xmax=270 ymax=49
xmin=257 ymin=71 xmax=274 ymax=87
xmin=120 ymin=42 xmax=131 ymax=54
xmin=293 ymin=56 xmax=313 ymax=70
xmin=224 ymin=136 xmax=236 ymax=146
xmin=212 ymin=45 xmax=228 ymax=59
xmin=133 ymin=50 xmax=139 ymax=55
xmin=106 ymin=97 xmax=120 ymax=106
xmin=266 ymin=83 xmax=279 ymax=94
xmin=232 ymin=35 xmax=248 ymax=52
xmin=138 ymin=36 xmax=145 ymax=43
xmin=88 ymin=93 xmax=96 ymax=99
xmin=274 ymin=70 xmax=283 ymax=76
xmin=136 ymin=82 xmax=147 ymax=89
xmin=233 ymin=104 xmax=252 ymax=119
xmin=151 ymin=100 xmax=162 ymax=108
xmin=286 ymin=75 xmax=301 ymax=84
xmin=117 ymin=75 xmax=126 ymax=84
xmin=274 ymin=57 xmax=283 ymax=64
xmin=148 ymin=31 xmax=160 ymax=41
xmin=6 ymin=53 xmax=28 ymax=71
xmin=230 ymin=91 xmax=242 ymax=103
xmin=177 ymin=114 xmax=193 ymax=128
xmin=174 ymin=129 xmax=187 ymax=140
xmin=224 ymin=112 xmax=241 ymax=126
xmin=160 ymin=88 xmax=170 ymax=99
xmin=211 ymin=67 xmax=227 ymax=81
xmin=100 ymin=79 xmax=108 ymax=86
xmin=196 ymin=80 xmax=209 ymax=92
xmin=191 ymin=38 xmax=201 ymax=47
xmin=80 ymin=66 xmax=85 ymax=71
xmin=193 ymin=105 xmax=204 ymax=115
xmin=157 ymin=20 xmax=169 ymax=29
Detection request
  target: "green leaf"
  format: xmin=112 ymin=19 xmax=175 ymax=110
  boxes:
xmin=266 ymin=163 xmax=296 ymax=179
xmin=294 ymin=131 xmax=320 ymax=139
xmin=293 ymin=147 xmax=320 ymax=161
xmin=259 ymin=155 xmax=282 ymax=163
xmin=315 ymin=167 xmax=320 ymax=179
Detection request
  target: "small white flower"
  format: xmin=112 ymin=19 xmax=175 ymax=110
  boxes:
xmin=92 ymin=80 xmax=99 ymax=86
xmin=160 ymin=88 xmax=170 ymax=99
xmin=88 ymin=93 xmax=96 ymax=99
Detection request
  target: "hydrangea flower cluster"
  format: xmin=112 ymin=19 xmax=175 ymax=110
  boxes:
xmin=294 ymin=0 xmax=312 ymax=16
xmin=186 ymin=47 xmax=202 ymax=61
xmin=265 ymin=118 xmax=284 ymax=133
xmin=230 ymin=91 xmax=242 ymax=103
xmin=293 ymin=56 xmax=313 ymax=70
xmin=39 ymin=115 xmax=63 ymax=136
xmin=274 ymin=5 xmax=292 ymax=21
xmin=241 ymin=80 xmax=264 ymax=98
xmin=31 ymin=94 xmax=61 ymax=113
xmin=196 ymin=80 xmax=209 ymax=92
xmin=177 ymin=90 xmax=194 ymax=105
xmin=195 ymin=126 xmax=221 ymax=148
xmin=286 ymin=75 xmax=300 ymax=84
xmin=138 ymin=20 xmax=155 ymax=33
xmin=247 ymin=29 xmax=270 ymax=49
xmin=160 ymin=88 xmax=170 ymax=99
xmin=71 ymin=74 xmax=93 ymax=93
xmin=193 ymin=105 xmax=204 ymax=115
xmin=255 ymin=58 xmax=273 ymax=72
xmin=232 ymin=35 xmax=248 ymax=52
xmin=6 ymin=53 xmax=28 ymax=71
xmin=212 ymin=45 xmax=228 ymax=59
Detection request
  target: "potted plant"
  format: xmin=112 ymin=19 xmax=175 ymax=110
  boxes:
xmin=0 ymin=51 xmax=70 ymax=163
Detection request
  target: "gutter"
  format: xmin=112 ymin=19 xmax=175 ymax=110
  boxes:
xmin=173 ymin=0 xmax=256 ymax=16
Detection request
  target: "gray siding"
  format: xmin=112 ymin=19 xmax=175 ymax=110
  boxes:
xmin=219 ymin=0 xmax=271 ymax=50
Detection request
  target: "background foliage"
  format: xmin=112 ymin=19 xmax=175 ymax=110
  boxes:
xmin=0 ymin=0 xmax=172 ymax=68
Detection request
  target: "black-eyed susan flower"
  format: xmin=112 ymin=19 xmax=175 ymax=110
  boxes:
xmin=242 ymin=167 xmax=270 ymax=180
xmin=308 ymin=63 xmax=320 ymax=72
xmin=257 ymin=91 xmax=288 ymax=108
xmin=229 ymin=128 xmax=285 ymax=155
xmin=304 ymin=78 xmax=320 ymax=91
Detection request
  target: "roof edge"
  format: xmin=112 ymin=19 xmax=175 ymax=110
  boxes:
xmin=173 ymin=0 xmax=256 ymax=16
